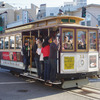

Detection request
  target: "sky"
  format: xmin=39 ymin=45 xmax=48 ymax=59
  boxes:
xmin=2 ymin=0 xmax=100 ymax=8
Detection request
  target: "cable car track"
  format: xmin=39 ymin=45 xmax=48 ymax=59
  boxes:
xmin=67 ymin=86 xmax=100 ymax=100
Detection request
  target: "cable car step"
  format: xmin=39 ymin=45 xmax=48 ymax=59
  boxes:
xmin=20 ymin=73 xmax=61 ymax=84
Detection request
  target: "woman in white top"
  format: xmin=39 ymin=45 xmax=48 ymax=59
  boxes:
xmin=36 ymin=42 xmax=44 ymax=78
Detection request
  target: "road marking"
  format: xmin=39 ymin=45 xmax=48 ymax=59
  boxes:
xmin=0 ymin=81 xmax=35 ymax=85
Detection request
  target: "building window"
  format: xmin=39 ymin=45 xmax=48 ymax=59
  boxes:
xmin=98 ymin=21 xmax=100 ymax=26
xmin=98 ymin=15 xmax=100 ymax=26
xmin=86 ymin=14 xmax=91 ymax=21
xmin=17 ymin=15 xmax=20 ymax=21
xmin=44 ymin=13 xmax=46 ymax=17
xmin=86 ymin=14 xmax=91 ymax=26
xmin=50 ymin=13 xmax=54 ymax=16
xmin=81 ymin=21 xmax=85 ymax=25
xmin=87 ymin=21 xmax=91 ymax=26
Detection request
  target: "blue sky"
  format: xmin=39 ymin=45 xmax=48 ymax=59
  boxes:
xmin=2 ymin=0 xmax=100 ymax=8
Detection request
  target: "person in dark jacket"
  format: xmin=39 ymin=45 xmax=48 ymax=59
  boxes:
xmin=22 ymin=40 xmax=30 ymax=74
xmin=49 ymin=37 xmax=58 ymax=82
xmin=33 ymin=38 xmax=41 ymax=78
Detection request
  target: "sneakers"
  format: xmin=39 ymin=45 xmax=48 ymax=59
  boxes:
xmin=45 ymin=82 xmax=52 ymax=86
xmin=52 ymin=81 xmax=61 ymax=84
xmin=46 ymin=80 xmax=61 ymax=84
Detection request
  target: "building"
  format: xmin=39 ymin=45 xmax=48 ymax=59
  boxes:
xmin=75 ymin=0 xmax=87 ymax=8
xmin=63 ymin=2 xmax=75 ymax=11
xmin=37 ymin=0 xmax=87 ymax=20
xmin=37 ymin=4 xmax=46 ymax=20
xmin=46 ymin=7 xmax=59 ymax=17
xmin=7 ymin=4 xmax=38 ymax=28
xmin=63 ymin=0 xmax=87 ymax=12
xmin=0 ymin=2 xmax=16 ymax=33
xmin=0 ymin=2 xmax=38 ymax=32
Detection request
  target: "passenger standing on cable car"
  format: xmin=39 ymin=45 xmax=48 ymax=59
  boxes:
xmin=41 ymin=37 xmax=50 ymax=82
xmin=36 ymin=38 xmax=44 ymax=79
xmin=49 ymin=37 xmax=58 ymax=82
xmin=22 ymin=40 xmax=30 ymax=75
xmin=33 ymin=38 xmax=40 ymax=78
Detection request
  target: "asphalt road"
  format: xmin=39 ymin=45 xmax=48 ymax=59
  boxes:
xmin=0 ymin=68 xmax=96 ymax=100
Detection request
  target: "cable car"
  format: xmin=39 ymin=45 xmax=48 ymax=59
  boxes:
xmin=0 ymin=16 xmax=99 ymax=89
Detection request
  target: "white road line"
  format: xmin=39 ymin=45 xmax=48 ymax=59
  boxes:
xmin=0 ymin=81 xmax=30 ymax=85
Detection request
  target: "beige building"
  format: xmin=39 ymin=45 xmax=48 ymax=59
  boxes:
xmin=15 ymin=4 xmax=38 ymax=22
xmin=7 ymin=4 xmax=38 ymax=28
xmin=0 ymin=2 xmax=38 ymax=31
xmin=0 ymin=2 xmax=16 ymax=32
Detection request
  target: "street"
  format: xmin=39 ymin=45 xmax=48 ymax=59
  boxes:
xmin=0 ymin=68 xmax=100 ymax=100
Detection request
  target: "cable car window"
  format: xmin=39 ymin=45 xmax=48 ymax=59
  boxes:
xmin=16 ymin=35 xmax=21 ymax=49
xmin=0 ymin=37 xmax=4 ymax=49
xmin=4 ymin=37 xmax=9 ymax=49
xmin=89 ymin=31 xmax=97 ymax=50
xmin=62 ymin=29 xmax=74 ymax=51
xmin=10 ymin=36 xmax=15 ymax=49
xmin=77 ymin=30 xmax=86 ymax=50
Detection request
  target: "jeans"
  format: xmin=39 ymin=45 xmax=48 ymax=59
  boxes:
xmin=40 ymin=61 xmax=44 ymax=79
xmin=49 ymin=59 xmax=57 ymax=82
xmin=35 ymin=58 xmax=41 ymax=77
xmin=23 ymin=56 xmax=30 ymax=72
xmin=44 ymin=59 xmax=50 ymax=81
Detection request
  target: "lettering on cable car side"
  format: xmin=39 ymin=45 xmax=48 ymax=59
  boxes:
xmin=64 ymin=57 xmax=74 ymax=70
xmin=2 ymin=52 xmax=10 ymax=60
xmin=1 ymin=60 xmax=23 ymax=68
xmin=2 ymin=52 xmax=19 ymax=61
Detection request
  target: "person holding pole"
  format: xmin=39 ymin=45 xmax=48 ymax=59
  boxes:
xmin=22 ymin=40 xmax=30 ymax=75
